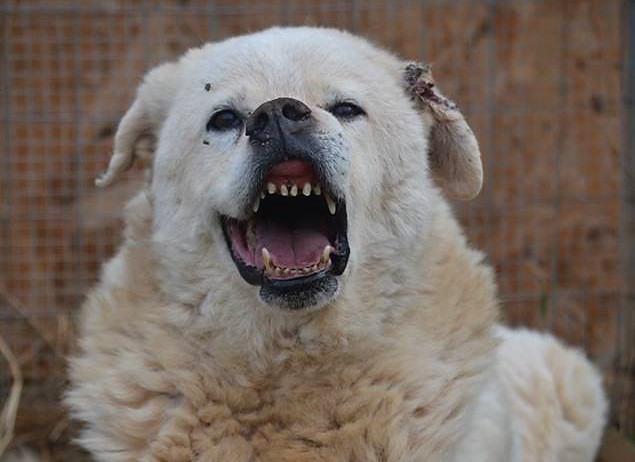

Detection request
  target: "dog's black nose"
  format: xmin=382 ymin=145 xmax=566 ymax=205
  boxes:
xmin=246 ymin=97 xmax=313 ymax=143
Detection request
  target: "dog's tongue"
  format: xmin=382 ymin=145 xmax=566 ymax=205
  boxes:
xmin=255 ymin=218 xmax=329 ymax=269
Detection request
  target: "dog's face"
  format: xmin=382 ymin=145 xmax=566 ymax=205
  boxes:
xmin=98 ymin=27 xmax=482 ymax=312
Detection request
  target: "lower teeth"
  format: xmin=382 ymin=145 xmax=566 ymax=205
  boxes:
xmin=265 ymin=259 xmax=331 ymax=277
xmin=260 ymin=245 xmax=333 ymax=277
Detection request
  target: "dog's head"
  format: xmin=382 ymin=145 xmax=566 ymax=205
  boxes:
xmin=98 ymin=27 xmax=482 ymax=312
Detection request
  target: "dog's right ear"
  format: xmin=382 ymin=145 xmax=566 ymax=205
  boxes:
xmin=95 ymin=62 xmax=181 ymax=187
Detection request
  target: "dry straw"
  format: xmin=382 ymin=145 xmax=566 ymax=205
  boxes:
xmin=0 ymin=332 xmax=23 ymax=457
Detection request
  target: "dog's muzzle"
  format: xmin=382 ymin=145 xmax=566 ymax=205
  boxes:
xmin=220 ymin=97 xmax=350 ymax=310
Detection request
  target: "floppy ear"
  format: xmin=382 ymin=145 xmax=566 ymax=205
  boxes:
xmin=404 ymin=62 xmax=483 ymax=200
xmin=95 ymin=62 xmax=181 ymax=187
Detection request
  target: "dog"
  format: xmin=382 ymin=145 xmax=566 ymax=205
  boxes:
xmin=67 ymin=27 xmax=607 ymax=461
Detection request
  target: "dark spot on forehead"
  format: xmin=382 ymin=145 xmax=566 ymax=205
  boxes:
xmin=205 ymin=83 xmax=212 ymax=91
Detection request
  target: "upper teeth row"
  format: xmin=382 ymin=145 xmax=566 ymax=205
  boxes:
xmin=252 ymin=182 xmax=337 ymax=215
xmin=264 ymin=182 xmax=321 ymax=197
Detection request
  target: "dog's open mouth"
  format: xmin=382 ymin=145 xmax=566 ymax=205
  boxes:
xmin=221 ymin=160 xmax=349 ymax=309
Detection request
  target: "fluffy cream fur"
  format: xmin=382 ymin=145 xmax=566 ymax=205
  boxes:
xmin=66 ymin=27 xmax=606 ymax=462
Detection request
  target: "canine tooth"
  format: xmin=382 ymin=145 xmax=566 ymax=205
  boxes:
xmin=253 ymin=196 xmax=260 ymax=212
xmin=280 ymin=184 xmax=289 ymax=196
xmin=302 ymin=183 xmax=312 ymax=196
xmin=290 ymin=184 xmax=298 ymax=196
xmin=262 ymin=248 xmax=273 ymax=270
xmin=267 ymin=182 xmax=276 ymax=194
xmin=321 ymin=245 xmax=335 ymax=264
xmin=313 ymin=184 xmax=321 ymax=195
xmin=260 ymin=191 xmax=265 ymax=199
xmin=325 ymin=192 xmax=336 ymax=215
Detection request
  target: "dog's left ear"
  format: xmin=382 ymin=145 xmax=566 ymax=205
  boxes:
xmin=403 ymin=62 xmax=483 ymax=200
xmin=95 ymin=61 xmax=182 ymax=187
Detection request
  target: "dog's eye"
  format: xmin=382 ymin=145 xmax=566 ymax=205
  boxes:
xmin=328 ymin=102 xmax=366 ymax=120
xmin=207 ymin=109 xmax=243 ymax=131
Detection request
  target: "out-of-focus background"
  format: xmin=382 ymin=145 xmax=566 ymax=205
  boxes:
xmin=0 ymin=0 xmax=633 ymax=460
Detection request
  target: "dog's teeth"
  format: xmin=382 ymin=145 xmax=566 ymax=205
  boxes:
xmin=280 ymin=184 xmax=289 ymax=196
xmin=262 ymin=248 xmax=273 ymax=270
xmin=274 ymin=267 xmax=282 ymax=277
xmin=321 ymin=245 xmax=335 ymax=264
xmin=313 ymin=184 xmax=321 ymax=195
xmin=283 ymin=267 xmax=290 ymax=276
xmin=260 ymin=191 xmax=265 ymax=199
xmin=325 ymin=192 xmax=336 ymax=215
xmin=290 ymin=184 xmax=298 ymax=196
xmin=267 ymin=182 xmax=276 ymax=194
xmin=302 ymin=183 xmax=312 ymax=196
xmin=253 ymin=196 xmax=260 ymax=212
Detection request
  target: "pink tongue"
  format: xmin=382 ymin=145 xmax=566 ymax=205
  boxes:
xmin=256 ymin=220 xmax=329 ymax=268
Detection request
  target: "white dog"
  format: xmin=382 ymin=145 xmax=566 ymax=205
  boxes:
xmin=67 ymin=27 xmax=606 ymax=461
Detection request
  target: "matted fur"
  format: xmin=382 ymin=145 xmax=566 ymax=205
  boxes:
xmin=66 ymin=27 xmax=606 ymax=462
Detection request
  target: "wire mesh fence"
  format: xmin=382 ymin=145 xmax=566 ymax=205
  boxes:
xmin=0 ymin=0 xmax=632 ymax=459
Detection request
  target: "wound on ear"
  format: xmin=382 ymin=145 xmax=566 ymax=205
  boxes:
xmin=404 ymin=63 xmax=457 ymax=111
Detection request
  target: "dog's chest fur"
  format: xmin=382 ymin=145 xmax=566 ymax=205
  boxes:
xmin=136 ymin=343 xmax=486 ymax=462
